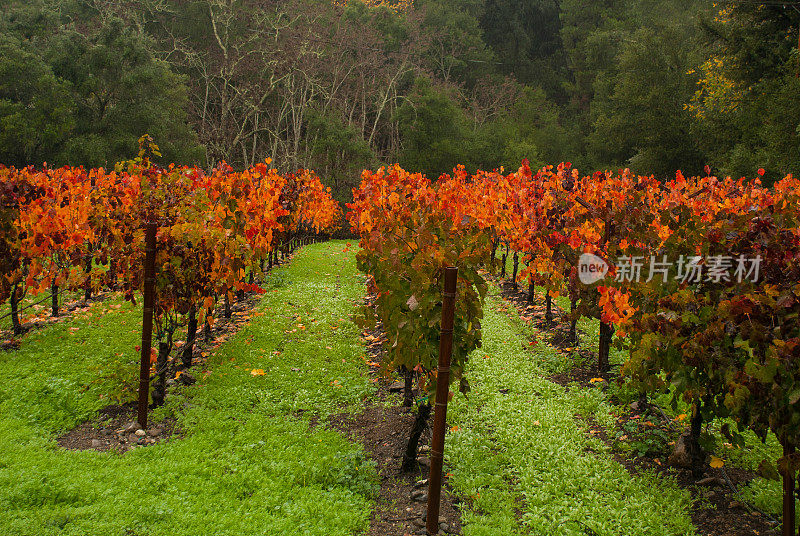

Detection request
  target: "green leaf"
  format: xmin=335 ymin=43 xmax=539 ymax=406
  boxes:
xmin=758 ymin=459 xmax=780 ymax=481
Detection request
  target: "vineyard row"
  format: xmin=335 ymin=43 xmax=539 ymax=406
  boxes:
xmin=347 ymin=160 xmax=800 ymax=532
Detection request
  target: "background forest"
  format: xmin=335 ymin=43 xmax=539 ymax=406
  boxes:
xmin=1 ymin=0 xmax=798 ymax=200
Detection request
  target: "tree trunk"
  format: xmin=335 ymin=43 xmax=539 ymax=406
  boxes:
xmin=490 ymin=238 xmax=498 ymax=273
xmin=107 ymin=259 xmax=117 ymax=290
xmin=690 ymin=403 xmax=702 ymax=446
xmin=224 ymin=291 xmax=232 ymax=319
xmin=10 ymin=283 xmax=22 ymax=335
xmin=689 ymin=402 xmax=706 ymax=477
xmin=527 ymin=280 xmax=535 ymax=304
xmin=669 ymin=401 xmax=706 ymax=475
xmin=512 ymin=252 xmax=519 ymax=290
xmin=598 ymin=321 xmax=614 ymax=373
xmin=500 ymin=252 xmax=507 ymax=278
xmin=204 ymin=305 xmax=213 ymax=342
xmin=51 ymin=281 xmax=59 ymax=318
xmin=151 ymin=332 xmax=172 ymax=407
xmin=402 ymin=366 xmax=414 ymax=408
xmin=84 ymin=256 xmax=93 ymax=302
xmin=182 ymin=307 xmax=198 ymax=368
xmin=545 ymin=293 xmax=553 ymax=325
xmin=402 ymin=402 xmax=431 ymax=472
xmin=569 ymin=298 xmax=578 ymax=344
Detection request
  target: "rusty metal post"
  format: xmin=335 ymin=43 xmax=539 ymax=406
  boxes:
xmin=426 ymin=266 xmax=458 ymax=535
xmin=137 ymin=220 xmax=157 ymax=429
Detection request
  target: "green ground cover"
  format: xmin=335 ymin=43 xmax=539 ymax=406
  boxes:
xmin=491 ymin=257 xmax=791 ymax=529
xmin=0 ymin=241 xmax=377 ymax=536
xmin=445 ymin=285 xmax=697 ymax=536
xmin=3 ymin=244 xmax=788 ymax=536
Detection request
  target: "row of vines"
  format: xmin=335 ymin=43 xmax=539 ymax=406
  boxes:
xmin=0 ymin=137 xmax=340 ymax=409
xmin=347 ymin=160 xmax=800 ymax=531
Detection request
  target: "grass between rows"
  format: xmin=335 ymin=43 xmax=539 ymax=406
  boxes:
xmin=444 ymin=285 xmax=697 ymax=536
xmin=3 ymin=245 xmax=785 ymax=535
xmin=496 ymin=257 xmax=789 ymax=523
xmin=0 ymin=240 xmax=377 ymax=536
xmin=547 ymin=296 xmax=788 ymax=521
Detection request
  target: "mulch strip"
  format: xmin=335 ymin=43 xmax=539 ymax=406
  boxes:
xmin=329 ymin=294 xmax=463 ymax=536
xmin=56 ymin=402 xmax=179 ymax=453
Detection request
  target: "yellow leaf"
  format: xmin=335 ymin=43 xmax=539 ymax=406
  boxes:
xmin=250 ymin=369 xmax=265 ymax=376
xmin=710 ymin=456 xmax=724 ymax=468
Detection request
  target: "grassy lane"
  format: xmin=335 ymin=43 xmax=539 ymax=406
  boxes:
xmin=445 ymin=286 xmax=697 ymax=536
xmin=0 ymin=240 xmax=377 ymax=536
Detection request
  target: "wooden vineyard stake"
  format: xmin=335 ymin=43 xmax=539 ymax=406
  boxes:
xmin=137 ymin=220 xmax=157 ymax=429
xmin=426 ymin=266 xmax=458 ymax=535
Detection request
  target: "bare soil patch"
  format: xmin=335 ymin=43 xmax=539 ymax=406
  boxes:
xmin=329 ymin=296 xmax=463 ymax=535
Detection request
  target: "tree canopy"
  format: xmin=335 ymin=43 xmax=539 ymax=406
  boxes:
xmin=0 ymin=0 xmax=797 ymax=186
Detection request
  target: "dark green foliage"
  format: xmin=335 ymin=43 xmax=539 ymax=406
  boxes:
xmin=0 ymin=2 xmax=202 ymax=168
xmin=488 ymin=86 xmax=579 ymax=170
xmin=0 ymin=35 xmax=73 ymax=167
xmin=692 ymin=4 xmax=800 ymax=183
xmin=303 ymin=110 xmax=377 ymax=203
xmin=479 ymin=0 xmax=569 ymax=101
xmin=46 ymin=21 xmax=202 ymax=167
xmin=0 ymin=0 xmax=796 ymax=182
xmin=587 ymin=27 xmax=705 ymax=177
xmin=415 ymin=0 xmax=495 ymax=86
xmin=395 ymin=78 xmax=474 ymax=177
